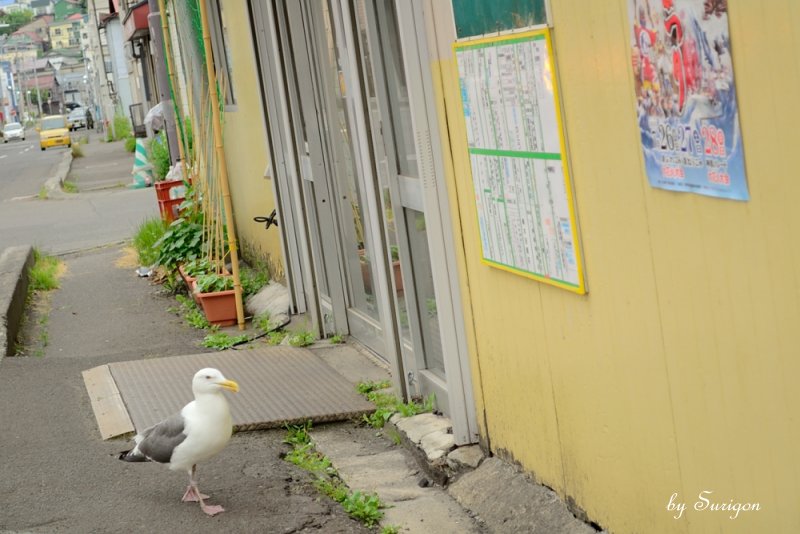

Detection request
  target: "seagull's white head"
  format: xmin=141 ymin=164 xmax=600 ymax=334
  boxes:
xmin=192 ymin=368 xmax=240 ymax=396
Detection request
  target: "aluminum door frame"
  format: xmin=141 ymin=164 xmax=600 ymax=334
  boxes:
xmin=394 ymin=0 xmax=479 ymax=444
xmin=248 ymin=0 xmax=313 ymax=321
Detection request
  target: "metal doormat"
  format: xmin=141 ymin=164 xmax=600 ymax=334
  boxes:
xmin=83 ymin=346 xmax=375 ymax=439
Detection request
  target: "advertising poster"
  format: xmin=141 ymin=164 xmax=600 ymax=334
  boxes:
xmin=629 ymin=0 xmax=749 ymax=200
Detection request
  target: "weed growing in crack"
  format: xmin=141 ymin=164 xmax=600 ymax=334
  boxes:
xmin=342 ymin=491 xmax=384 ymax=527
xmin=329 ymin=333 xmax=345 ymax=344
xmin=265 ymin=330 xmax=288 ymax=345
xmin=201 ymin=332 xmax=249 ymax=350
xmin=287 ymin=330 xmax=315 ymax=347
xmin=356 ymin=380 xmax=435 ymax=429
xmin=283 ymin=423 xmax=386 ymax=528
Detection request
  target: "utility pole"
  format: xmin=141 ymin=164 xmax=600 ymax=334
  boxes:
xmin=147 ymin=0 xmax=180 ymax=163
xmin=32 ymin=58 xmax=42 ymax=119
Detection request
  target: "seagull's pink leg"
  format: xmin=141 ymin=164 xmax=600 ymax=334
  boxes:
xmin=181 ymin=466 xmax=210 ymax=502
xmin=187 ymin=465 xmax=226 ymax=516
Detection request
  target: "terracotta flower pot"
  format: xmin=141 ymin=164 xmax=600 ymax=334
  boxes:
xmin=196 ymin=289 xmax=237 ymax=326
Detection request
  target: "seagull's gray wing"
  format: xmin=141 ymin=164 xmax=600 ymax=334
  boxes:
xmin=136 ymin=412 xmax=188 ymax=463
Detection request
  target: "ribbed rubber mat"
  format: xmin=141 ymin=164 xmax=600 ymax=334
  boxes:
xmin=107 ymin=346 xmax=375 ymax=433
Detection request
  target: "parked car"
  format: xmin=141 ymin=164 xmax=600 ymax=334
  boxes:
xmin=2 ymin=122 xmax=25 ymax=143
xmin=67 ymin=108 xmax=87 ymax=131
xmin=38 ymin=115 xmax=71 ymax=151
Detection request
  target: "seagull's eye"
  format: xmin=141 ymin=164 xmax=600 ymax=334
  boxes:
xmin=205 ymin=375 xmax=212 ymax=379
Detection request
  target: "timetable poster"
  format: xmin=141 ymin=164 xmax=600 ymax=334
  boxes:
xmin=629 ymin=0 xmax=749 ymax=200
xmin=454 ymin=29 xmax=585 ymax=294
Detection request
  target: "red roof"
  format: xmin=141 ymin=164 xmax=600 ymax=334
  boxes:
xmin=67 ymin=13 xmax=84 ymax=21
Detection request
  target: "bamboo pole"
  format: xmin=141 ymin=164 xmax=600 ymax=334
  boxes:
xmin=156 ymin=0 xmax=187 ymax=167
xmin=197 ymin=0 xmax=245 ymax=330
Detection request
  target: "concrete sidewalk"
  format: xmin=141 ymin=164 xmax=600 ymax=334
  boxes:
xmin=68 ymin=130 xmax=136 ymax=192
xmin=0 ymin=244 xmax=599 ymax=533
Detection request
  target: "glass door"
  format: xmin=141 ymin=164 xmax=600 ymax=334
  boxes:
xmin=279 ymin=0 xmax=349 ymax=334
xmin=351 ymin=0 xmax=448 ymax=403
xmin=305 ymin=0 xmax=390 ymax=356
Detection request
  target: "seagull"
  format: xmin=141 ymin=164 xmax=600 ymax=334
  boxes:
xmin=119 ymin=368 xmax=240 ymax=516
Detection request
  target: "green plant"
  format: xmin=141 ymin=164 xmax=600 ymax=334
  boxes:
xmin=28 ymin=250 xmax=61 ymax=291
xmin=124 ymin=136 xmax=136 ymax=153
xmin=71 ymin=143 xmax=84 ymax=158
xmin=266 ymin=330 xmax=287 ymax=345
xmin=148 ymin=131 xmax=171 ymax=181
xmin=112 ymin=115 xmax=132 ymax=141
xmin=133 ymin=217 xmax=167 ymax=266
xmin=81 ymin=134 xmax=89 ymax=144
xmin=381 ymin=526 xmax=400 ymax=534
xmin=153 ymin=218 xmax=204 ymax=270
xmin=194 ymin=273 xmax=234 ymax=294
xmin=240 ymin=265 xmax=269 ymax=297
xmin=173 ymin=294 xmax=210 ymax=329
xmin=288 ymin=330 xmax=315 ymax=347
xmin=201 ymin=332 xmax=249 ymax=350
xmin=329 ymin=334 xmax=345 ymax=344
xmin=62 ymin=179 xmax=78 ymax=193
xmin=254 ymin=312 xmax=272 ymax=333
xmin=186 ymin=307 xmax=210 ymax=329
xmin=390 ymin=245 xmax=400 ymax=261
xmin=315 ymin=477 xmax=349 ymax=503
xmin=341 ymin=491 xmax=384 ymax=527
xmin=356 ymin=381 xmax=434 ymax=429
xmin=183 ymin=258 xmax=213 ymax=277
xmin=284 ymin=422 xmax=312 ymax=446
xmin=283 ymin=423 xmax=386 ymax=529
xmin=356 ymin=380 xmax=391 ymax=396
xmin=285 ymin=442 xmax=333 ymax=472
xmin=181 ymin=116 xmax=194 ymax=161
xmin=38 ymin=186 xmax=47 ymax=199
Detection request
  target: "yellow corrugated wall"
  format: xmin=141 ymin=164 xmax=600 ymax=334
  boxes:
xmin=428 ymin=0 xmax=800 ymax=532
xmin=220 ymin=3 xmax=284 ymax=279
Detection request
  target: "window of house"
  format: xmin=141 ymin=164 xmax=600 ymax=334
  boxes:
xmin=55 ymin=28 xmax=62 ymax=35
xmin=206 ymin=0 xmax=236 ymax=106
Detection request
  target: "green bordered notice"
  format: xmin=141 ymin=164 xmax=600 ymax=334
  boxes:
xmin=454 ymin=28 xmax=586 ymax=294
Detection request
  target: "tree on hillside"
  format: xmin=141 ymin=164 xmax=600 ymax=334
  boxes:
xmin=0 ymin=9 xmax=34 ymax=34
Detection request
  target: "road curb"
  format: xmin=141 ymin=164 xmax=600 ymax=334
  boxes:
xmin=0 ymin=245 xmax=34 ymax=359
xmin=43 ymin=150 xmax=73 ymax=199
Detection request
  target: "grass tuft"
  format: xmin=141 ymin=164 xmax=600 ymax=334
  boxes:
xmin=283 ymin=423 xmax=386 ymax=527
xmin=28 ymin=250 xmax=61 ymax=291
xmin=132 ymin=217 xmax=167 ymax=266
xmin=71 ymin=143 xmax=84 ymax=158
xmin=356 ymin=380 xmax=435 ymax=429
xmin=201 ymin=332 xmax=249 ymax=350
xmin=62 ymin=179 xmax=78 ymax=193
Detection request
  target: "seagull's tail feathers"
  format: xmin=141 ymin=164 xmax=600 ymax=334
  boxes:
xmin=118 ymin=448 xmax=150 ymax=462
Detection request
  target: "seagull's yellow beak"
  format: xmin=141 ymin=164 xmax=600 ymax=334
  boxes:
xmin=218 ymin=379 xmax=239 ymax=393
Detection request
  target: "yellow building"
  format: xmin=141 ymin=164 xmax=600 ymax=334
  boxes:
xmin=48 ymin=14 xmax=83 ymax=50
xmin=424 ymin=1 xmax=799 ymax=532
xmin=171 ymin=1 xmax=799 ymax=531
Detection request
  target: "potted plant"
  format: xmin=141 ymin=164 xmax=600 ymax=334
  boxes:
xmin=178 ymin=258 xmax=213 ymax=289
xmin=194 ymin=273 xmax=236 ymax=326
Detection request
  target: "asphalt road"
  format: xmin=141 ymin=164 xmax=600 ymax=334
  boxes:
xmin=0 ymin=246 xmax=368 ymax=533
xmin=0 ymin=129 xmax=158 ymax=255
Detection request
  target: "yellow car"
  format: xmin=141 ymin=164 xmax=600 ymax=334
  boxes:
xmin=38 ymin=115 xmax=72 ymax=151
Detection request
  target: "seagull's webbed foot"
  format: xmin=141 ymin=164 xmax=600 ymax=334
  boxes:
xmin=181 ymin=485 xmax=210 ymax=503
xmin=201 ymin=503 xmax=225 ymax=516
